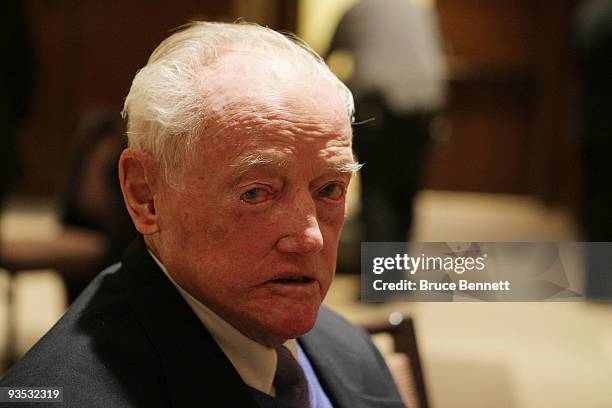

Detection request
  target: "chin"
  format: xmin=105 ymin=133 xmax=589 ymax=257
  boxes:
xmin=254 ymin=306 xmax=320 ymax=346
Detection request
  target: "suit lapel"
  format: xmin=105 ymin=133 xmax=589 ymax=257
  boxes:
xmin=299 ymin=331 xmax=359 ymax=408
xmin=120 ymin=237 xmax=259 ymax=408
xmin=300 ymin=307 xmax=405 ymax=408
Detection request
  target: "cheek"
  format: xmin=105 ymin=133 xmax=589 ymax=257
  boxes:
xmin=202 ymin=220 xmax=232 ymax=242
xmin=179 ymin=196 xmax=235 ymax=241
xmin=317 ymin=203 xmax=347 ymax=234
xmin=319 ymin=207 xmax=345 ymax=256
xmin=318 ymin=206 xmax=346 ymax=268
xmin=227 ymin=205 xmax=281 ymax=239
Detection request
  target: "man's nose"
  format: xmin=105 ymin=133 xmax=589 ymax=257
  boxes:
xmin=276 ymin=198 xmax=324 ymax=255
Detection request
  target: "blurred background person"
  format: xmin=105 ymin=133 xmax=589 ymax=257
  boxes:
xmin=56 ymin=109 xmax=137 ymax=301
xmin=327 ymin=0 xmax=447 ymax=243
xmin=574 ymin=0 xmax=612 ymax=300
xmin=0 ymin=108 xmax=136 ymax=303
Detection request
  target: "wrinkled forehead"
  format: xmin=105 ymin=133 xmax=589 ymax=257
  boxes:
xmin=199 ymin=52 xmax=352 ymax=139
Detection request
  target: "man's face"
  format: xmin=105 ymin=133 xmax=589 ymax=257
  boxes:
xmin=150 ymin=61 xmax=355 ymax=346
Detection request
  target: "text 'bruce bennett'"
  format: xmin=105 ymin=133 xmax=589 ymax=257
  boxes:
xmin=373 ymin=279 xmax=512 ymax=292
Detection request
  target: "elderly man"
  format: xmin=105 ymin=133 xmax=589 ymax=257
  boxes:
xmin=0 ymin=22 xmax=404 ymax=407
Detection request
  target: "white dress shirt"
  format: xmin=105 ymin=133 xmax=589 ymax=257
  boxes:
xmin=331 ymin=0 xmax=448 ymax=113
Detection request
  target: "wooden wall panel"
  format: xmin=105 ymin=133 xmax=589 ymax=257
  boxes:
xmin=437 ymin=0 xmax=537 ymax=65
xmin=20 ymin=1 xmax=73 ymax=196
xmin=426 ymin=80 xmax=533 ymax=193
xmin=423 ymin=0 xmax=579 ymax=204
xmin=19 ymin=0 xmax=297 ymax=195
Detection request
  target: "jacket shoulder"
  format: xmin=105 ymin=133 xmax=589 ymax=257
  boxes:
xmin=302 ymin=306 xmax=405 ymax=407
xmin=0 ymin=264 xmax=168 ymax=408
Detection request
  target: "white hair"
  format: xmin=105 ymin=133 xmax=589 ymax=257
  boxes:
xmin=122 ymin=21 xmax=354 ymax=187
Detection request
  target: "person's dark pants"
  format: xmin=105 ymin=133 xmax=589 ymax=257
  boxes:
xmin=353 ymin=98 xmax=432 ymax=243
xmin=581 ymin=139 xmax=612 ymax=299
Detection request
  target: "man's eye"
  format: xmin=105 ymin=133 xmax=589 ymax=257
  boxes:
xmin=319 ymin=183 xmax=344 ymax=200
xmin=241 ymin=188 xmax=272 ymax=204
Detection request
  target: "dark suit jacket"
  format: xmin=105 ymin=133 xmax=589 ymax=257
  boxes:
xmin=0 ymin=237 xmax=405 ymax=407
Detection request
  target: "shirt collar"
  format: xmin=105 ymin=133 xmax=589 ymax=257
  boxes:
xmin=147 ymin=248 xmax=297 ymax=396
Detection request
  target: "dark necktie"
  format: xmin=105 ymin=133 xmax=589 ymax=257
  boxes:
xmin=274 ymin=345 xmax=310 ymax=408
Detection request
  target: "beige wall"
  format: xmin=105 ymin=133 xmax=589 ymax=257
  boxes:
xmin=297 ymin=0 xmax=435 ymax=55
xmin=297 ymin=0 xmax=356 ymax=54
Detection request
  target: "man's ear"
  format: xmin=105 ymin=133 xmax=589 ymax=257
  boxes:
xmin=118 ymin=148 xmax=160 ymax=235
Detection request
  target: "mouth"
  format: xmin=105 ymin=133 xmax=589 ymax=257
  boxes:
xmin=262 ymin=274 xmax=321 ymax=299
xmin=271 ymin=276 xmax=315 ymax=284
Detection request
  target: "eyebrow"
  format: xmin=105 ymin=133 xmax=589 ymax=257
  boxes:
xmin=232 ymin=153 xmax=289 ymax=169
xmin=335 ymin=161 xmax=364 ymax=174
xmin=230 ymin=153 xmax=363 ymax=177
